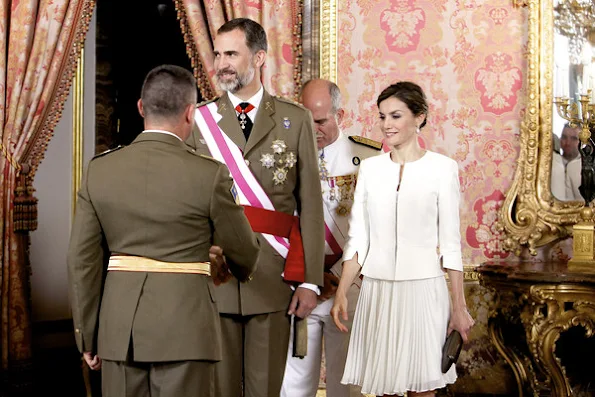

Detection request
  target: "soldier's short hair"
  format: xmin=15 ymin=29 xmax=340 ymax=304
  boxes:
xmin=141 ymin=65 xmax=197 ymax=121
xmin=217 ymin=18 xmax=268 ymax=54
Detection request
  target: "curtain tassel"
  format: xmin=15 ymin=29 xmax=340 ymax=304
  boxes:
xmin=14 ymin=166 xmax=38 ymax=233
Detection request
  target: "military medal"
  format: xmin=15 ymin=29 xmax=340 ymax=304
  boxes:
xmin=283 ymin=118 xmax=291 ymax=129
xmin=318 ymin=151 xmax=329 ymax=181
xmin=326 ymin=174 xmax=357 ymax=216
xmin=260 ymin=153 xmax=276 ymax=168
xmin=260 ymin=140 xmax=294 ymax=185
xmin=271 ymin=140 xmax=287 ymax=154
xmin=281 ymin=152 xmax=297 ymax=168
xmin=336 ymin=202 xmax=352 ymax=217
xmin=239 ymin=113 xmax=249 ymax=130
xmin=273 ymin=168 xmax=288 ymax=185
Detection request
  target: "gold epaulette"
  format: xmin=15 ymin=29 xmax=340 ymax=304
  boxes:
xmin=196 ymin=96 xmax=220 ymax=108
xmin=92 ymin=145 xmax=123 ymax=159
xmin=348 ymin=135 xmax=383 ymax=150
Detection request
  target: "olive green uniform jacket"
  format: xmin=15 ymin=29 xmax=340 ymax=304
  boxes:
xmin=67 ymin=132 xmax=260 ymax=362
xmin=188 ymin=90 xmax=325 ymax=315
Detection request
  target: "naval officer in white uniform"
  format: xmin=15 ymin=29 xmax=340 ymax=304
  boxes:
xmin=280 ymin=79 xmax=382 ymax=397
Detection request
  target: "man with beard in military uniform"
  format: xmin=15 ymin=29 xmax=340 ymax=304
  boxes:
xmin=188 ymin=19 xmax=325 ymax=397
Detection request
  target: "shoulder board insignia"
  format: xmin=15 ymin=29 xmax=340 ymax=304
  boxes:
xmin=92 ymin=145 xmax=123 ymax=159
xmin=274 ymin=96 xmax=306 ymax=110
xmin=348 ymin=135 xmax=382 ymax=150
xmin=199 ymin=154 xmax=216 ymax=161
xmin=196 ymin=96 xmax=220 ymax=108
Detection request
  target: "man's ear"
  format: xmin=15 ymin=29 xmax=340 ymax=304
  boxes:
xmin=185 ymin=103 xmax=196 ymax=124
xmin=336 ymin=108 xmax=345 ymax=125
xmin=137 ymin=99 xmax=145 ymax=118
xmin=254 ymin=50 xmax=266 ymax=68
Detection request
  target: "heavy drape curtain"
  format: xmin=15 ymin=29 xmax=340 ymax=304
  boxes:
xmin=175 ymin=0 xmax=304 ymax=100
xmin=0 ymin=0 xmax=95 ymax=393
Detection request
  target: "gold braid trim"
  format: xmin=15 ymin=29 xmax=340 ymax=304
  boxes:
xmin=291 ymin=0 xmax=304 ymax=101
xmin=174 ymin=0 xmax=217 ymax=100
xmin=0 ymin=141 xmax=21 ymax=171
xmin=24 ymin=0 xmax=97 ymax=179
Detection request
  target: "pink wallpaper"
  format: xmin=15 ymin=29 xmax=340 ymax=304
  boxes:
xmin=338 ymin=0 xmax=528 ymax=266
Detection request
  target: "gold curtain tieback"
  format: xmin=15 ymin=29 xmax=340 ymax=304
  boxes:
xmin=108 ymin=255 xmax=211 ymax=275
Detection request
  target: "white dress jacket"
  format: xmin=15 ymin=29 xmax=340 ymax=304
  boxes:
xmin=342 ymin=151 xmax=463 ymax=281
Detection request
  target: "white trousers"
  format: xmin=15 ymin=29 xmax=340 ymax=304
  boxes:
xmin=280 ymin=284 xmax=361 ymax=397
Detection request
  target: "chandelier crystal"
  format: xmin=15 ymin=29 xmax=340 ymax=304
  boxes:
xmin=554 ymin=0 xmax=595 ymax=64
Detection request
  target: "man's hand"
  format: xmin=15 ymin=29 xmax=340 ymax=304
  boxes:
xmin=319 ymin=272 xmax=340 ymax=302
xmin=288 ymin=287 xmax=317 ymax=318
xmin=83 ymin=352 xmax=101 ymax=371
xmin=209 ymin=245 xmax=232 ymax=286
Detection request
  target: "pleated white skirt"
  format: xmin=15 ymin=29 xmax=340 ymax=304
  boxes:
xmin=341 ymin=276 xmax=457 ymax=396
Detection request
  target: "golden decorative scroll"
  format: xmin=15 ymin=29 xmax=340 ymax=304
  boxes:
xmin=497 ymin=0 xmax=584 ymax=255
xmin=319 ymin=0 xmax=337 ymax=83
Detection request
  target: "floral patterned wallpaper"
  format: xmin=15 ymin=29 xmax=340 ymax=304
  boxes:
xmin=336 ymin=1 xmax=528 ymax=392
xmin=337 ymin=0 xmax=526 ymax=266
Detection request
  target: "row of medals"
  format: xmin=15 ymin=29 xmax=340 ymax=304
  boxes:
xmin=320 ymin=158 xmax=356 ymax=217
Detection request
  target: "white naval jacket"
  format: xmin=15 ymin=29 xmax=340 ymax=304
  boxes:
xmin=342 ymin=150 xmax=464 ymax=281
xmin=319 ymin=133 xmax=381 ymax=276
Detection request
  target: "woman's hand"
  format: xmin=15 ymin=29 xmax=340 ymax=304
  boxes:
xmin=330 ymin=292 xmax=349 ymax=333
xmin=448 ymin=307 xmax=474 ymax=342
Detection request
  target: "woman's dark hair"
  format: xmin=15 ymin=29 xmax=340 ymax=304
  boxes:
xmin=376 ymin=82 xmax=428 ymax=129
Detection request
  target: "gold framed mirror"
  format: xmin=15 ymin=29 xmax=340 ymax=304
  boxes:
xmin=498 ymin=0 xmax=586 ymax=255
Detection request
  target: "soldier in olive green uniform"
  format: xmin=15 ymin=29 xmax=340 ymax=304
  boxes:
xmin=188 ymin=19 xmax=325 ymax=396
xmin=67 ymin=65 xmax=260 ymax=397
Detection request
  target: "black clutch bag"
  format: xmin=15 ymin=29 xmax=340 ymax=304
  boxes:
xmin=441 ymin=330 xmax=463 ymax=373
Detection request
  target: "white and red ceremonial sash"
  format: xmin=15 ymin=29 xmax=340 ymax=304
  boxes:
xmin=323 ymin=203 xmax=344 ymax=267
xmin=194 ymin=103 xmax=306 ymax=283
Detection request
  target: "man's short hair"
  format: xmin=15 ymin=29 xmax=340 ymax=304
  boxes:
xmin=217 ymin=18 xmax=268 ymax=54
xmin=301 ymin=79 xmax=342 ymax=114
xmin=141 ymin=65 xmax=197 ymax=121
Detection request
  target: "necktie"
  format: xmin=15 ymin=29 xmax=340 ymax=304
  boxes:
xmin=235 ymin=102 xmax=255 ymax=140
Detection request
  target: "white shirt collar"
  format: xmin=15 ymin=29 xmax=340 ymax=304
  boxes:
xmin=142 ymin=129 xmax=183 ymax=141
xmin=228 ymin=86 xmax=264 ymax=116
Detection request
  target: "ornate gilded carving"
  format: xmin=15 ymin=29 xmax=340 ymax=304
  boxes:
xmin=319 ymin=0 xmax=337 ymax=83
xmin=498 ymin=0 xmax=584 ymax=255
xmin=480 ymin=267 xmax=595 ymax=396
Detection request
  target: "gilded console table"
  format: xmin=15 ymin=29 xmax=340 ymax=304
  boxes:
xmin=477 ymin=262 xmax=595 ymax=397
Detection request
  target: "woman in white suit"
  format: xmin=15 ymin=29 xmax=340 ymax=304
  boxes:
xmin=331 ymin=82 xmax=474 ymax=397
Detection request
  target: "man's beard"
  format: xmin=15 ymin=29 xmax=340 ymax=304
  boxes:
xmin=217 ymin=65 xmax=255 ymax=93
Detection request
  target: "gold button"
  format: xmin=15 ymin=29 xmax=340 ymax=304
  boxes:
xmin=75 ymin=328 xmax=80 ymax=333
xmin=245 ymin=159 xmax=250 ymax=166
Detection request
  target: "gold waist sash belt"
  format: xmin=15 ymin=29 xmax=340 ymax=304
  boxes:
xmin=108 ymin=255 xmax=211 ymax=275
